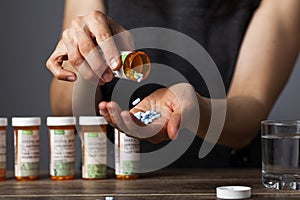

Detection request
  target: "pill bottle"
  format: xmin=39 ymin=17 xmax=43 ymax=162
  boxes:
xmin=114 ymin=129 xmax=140 ymax=179
xmin=12 ymin=117 xmax=41 ymax=181
xmin=0 ymin=118 xmax=7 ymax=181
xmin=47 ymin=117 xmax=76 ymax=180
xmin=98 ymin=48 xmax=151 ymax=82
xmin=79 ymin=116 xmax=108 ymax=180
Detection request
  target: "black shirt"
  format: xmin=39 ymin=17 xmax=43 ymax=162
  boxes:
xmin=101 ymin=0 xmax=262 ymax=168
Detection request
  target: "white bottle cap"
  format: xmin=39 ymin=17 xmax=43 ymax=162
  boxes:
xmin=79 ymin=116 xmax=108 ymax=125
xmin=47 ymin=116 xmax=76 ymax=126
xmin=0 ymin=118 xmax=8 ymax=126
xmin=12 ymin=117 xmax=41 ymax=127
xmin=216 ymin=186 xmax=251 ymax=199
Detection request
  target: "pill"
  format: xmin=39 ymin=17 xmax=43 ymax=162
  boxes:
xmin=132 ymin=98 xmax=141 ymax=106
xmin=133 ymin=109 xmax=161 ymax=125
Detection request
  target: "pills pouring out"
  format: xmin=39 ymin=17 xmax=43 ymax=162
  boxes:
xmin=98 ymin=47 xmax=151 ymax=83
xmin=115 ymin=51 xmax=150 ymax=83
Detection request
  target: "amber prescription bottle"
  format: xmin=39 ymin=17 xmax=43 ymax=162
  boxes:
xmin=0 ymin=118 xmax=7 ymax=181
xmin=47 ymin=117 xmax=76 ymax=180
xmin=12 ymin=117 xmax=41 ymax=181
xmin=115 ymin=129 xmax=140 ymax=180
xmin=107 ymin=51 xmax=151 ymax=82
xmin=79 ymin=116 xmax=108 ymax=180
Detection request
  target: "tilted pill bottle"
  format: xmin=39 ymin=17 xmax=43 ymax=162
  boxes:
xmin=0 ymin=118 xmax=7 ymax=181
xmin=12 ymin=117 xmax=41 ymax=181
xmin=99 ymin=49 xmax=151 ymax=82
xmin=115 ymin=129 xmax=140 ymax=179
xmin=80 ymin=116 xmax=108 ymax=180
xmin=47 ymin=117 xmax=76 ymax=180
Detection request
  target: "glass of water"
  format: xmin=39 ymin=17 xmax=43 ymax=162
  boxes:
xmin=261 ymin=120 xmax=300 ymax=190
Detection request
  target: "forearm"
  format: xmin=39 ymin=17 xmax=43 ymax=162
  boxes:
xmin=196 ymin=94 xmax=265 ymax=149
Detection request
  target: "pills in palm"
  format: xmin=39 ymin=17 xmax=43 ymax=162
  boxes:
xmin=134 ymin=109 xmax=161 ymax=125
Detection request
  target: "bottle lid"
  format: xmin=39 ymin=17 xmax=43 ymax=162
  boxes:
xmin=47 ymin=116 xmax=76 ymax=126
xmin=0 ymin=118 xmax=8 ymax=126
xmin=79 ymin=116 xmax=108 ymax=125
xmin=216 ymin=186 xmax=251 ymax=199
xmin=12 ymin=117 xmax=41 ymax=127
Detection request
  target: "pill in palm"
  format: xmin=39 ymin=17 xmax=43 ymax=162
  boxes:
xmin=133 ymin=109 xmax=161 ymax=124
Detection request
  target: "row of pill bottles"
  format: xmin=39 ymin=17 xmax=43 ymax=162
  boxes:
xmin=1 ymin=116 xmax=140 ymax=180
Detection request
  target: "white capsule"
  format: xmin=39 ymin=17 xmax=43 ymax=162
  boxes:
xmin=132 ymin=98 xmax=141 ymax=106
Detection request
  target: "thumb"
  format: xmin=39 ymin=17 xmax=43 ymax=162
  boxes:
xmin=167 ymin=111 xmax=181 ymax=140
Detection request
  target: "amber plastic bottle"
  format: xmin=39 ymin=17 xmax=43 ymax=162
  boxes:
xmin=0 ymin=118 xmax=7 ymax=181
xmin=111 ymin=51 xmax=151 ymax=82
xmin=12 ymin=117 xmax=41 ymax=181
xmin=114 ymin=129 xmax=140 ymax=180
xmin=79 ymin=116 xmax=108 ymax=180
xmin=47 ymin=117 xmax=76 ymax=180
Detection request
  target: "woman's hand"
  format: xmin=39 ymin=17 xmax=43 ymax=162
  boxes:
xmin=99 ymin=83 xmax=200 ymax=143
xmin=46 ymin=11 xmax=133 ymax=84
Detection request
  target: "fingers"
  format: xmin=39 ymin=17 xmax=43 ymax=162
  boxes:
xmin=99 ymin=101 xmax=127 ymax=131
xmin=46 ymin=43 xmax=77 ymax=81
xmin=87 ymin=12 xmax=121 ymax=71
xmin=47 ymin=11 xmax=123 ymax=84
xmin=167 ymin=112 xmax=181 ymax=140
xmin=65 ymin=17 xmax=113 ymax=84
xmin=99 ymin=101 xmax=167 ymax=141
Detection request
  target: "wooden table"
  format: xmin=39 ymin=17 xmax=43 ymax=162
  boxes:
xmin=1 ymin=169 xmax=300 ymax=199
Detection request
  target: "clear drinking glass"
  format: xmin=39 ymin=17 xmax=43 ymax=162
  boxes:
xmin=261 ymin=120 xmax=300 ymax=190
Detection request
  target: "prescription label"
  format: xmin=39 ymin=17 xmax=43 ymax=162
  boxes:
xmin=50 ymin=130 xmax=75 ymax=176
xmin=0 ymin=130 xmax=6 ymax=171
xmin=82 ymin=132 xmax=107 ymax=178
xmin=15 ymin=130 xmax=39 ymax=177
xmin=115 ymin=129 xmax=139 ymax=175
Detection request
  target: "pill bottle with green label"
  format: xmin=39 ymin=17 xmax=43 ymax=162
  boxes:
xmin=47 ymin=117 xmax=76 ymax=180
xmin=98 ymin=48 xmax=150 ymax=82
xmin=12 ymin=117 xmax=41 ymax=181
xmin=0 ymin=118 xmax=7 ymax=181
xmin=114 ymin=129 xmax=140 ymax=180
xmin=79 ymin=116 xmax=108 ymax=180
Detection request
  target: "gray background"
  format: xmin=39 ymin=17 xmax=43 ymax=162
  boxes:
xmin=0 ymin=0 xmax=299 ymax=171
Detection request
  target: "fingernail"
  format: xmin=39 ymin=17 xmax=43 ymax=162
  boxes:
xmin=110 ymin=58 xmax=120 ymax=70
xmin=66 ymin=76 xmax=76 ymax=81
xmin=102 ymin=71 xmax=113 ymax=82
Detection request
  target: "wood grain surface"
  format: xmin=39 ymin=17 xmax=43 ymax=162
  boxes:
xmin=1 ymin=169 xmax=300 ymax=199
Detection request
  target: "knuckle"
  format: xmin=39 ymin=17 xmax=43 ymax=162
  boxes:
xmin=97 ymin=31 xmax=111 ymax=44
xmin=62 ymin=30 xmax=70 ymax=39
xmin=89 ymin=10 xmax=104 ymax=19
xmin=69 ymin=55 xmax=84 ymax=67
xmin=71 ymin=16 xmax=84 ymax=27
xmin=62 ymin=30 xmax=75 ymax=45
xmin=78 ymin=40 xmax=95 ymax=55
xmin=45 ymin=59 xmax=52 ymax=70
